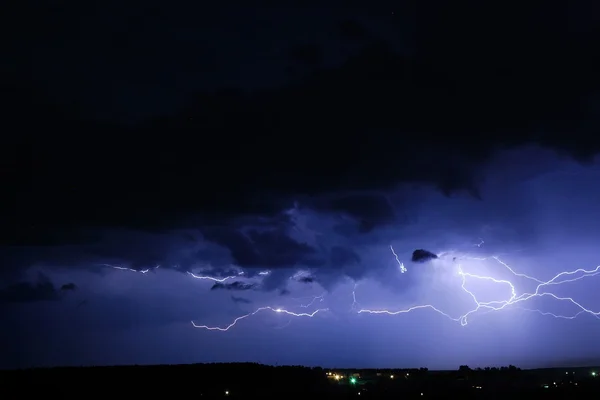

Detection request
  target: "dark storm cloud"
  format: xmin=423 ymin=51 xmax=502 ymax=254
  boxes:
xmin=0 ymin=209 xmax=367 ymax=293
xmin=211 ymin=282 xmax=256 ymax=291
xmin=308 ymin=246 xmax=364 ymax=289
xmin=0 ymin=273 xmax=75 ymax=304
xmin=311 ymin=194 xmax=398 ymax=233
xmin=411 ymin=249 xmax=438 ymax=263
xmin=0 ymin=229 xmax=209 ymax=277
xmin=3 ymin=3 xmax=600 ymax=299
xmin=3 ymin=2 xmax=600 ymax=371
xmin=87 ymin=230 xmax=189 ymax=270
xmin=330 ymin=246 xmax=361 ymax=268
xmin=200 ymin=227 xmax=320 ymax=269
xmin=338 ymin=19 xmax=370 ymax=41
xmin=231 ymin=296 xmax=252 ymax=304
xmin=259 ymin=269 xmax=295 ymax=292
xmin=60 ymin=283 xmax=77 ymax=291
xmin=287 ymin=43 xmax=323 ymax=66
xmin=5 ymin=4 xmax=600 ymax=235
xmin=298 ymin=276 xmax=314 ymax=284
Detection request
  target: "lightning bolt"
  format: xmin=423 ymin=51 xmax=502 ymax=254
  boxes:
xmin=104 ymin=262 xmax=244 ymax=283
xmin=102 ymin=262 xmax=241 ymax=282
xmin=274 ymin=319 xmax=293 ymax=329
xmin=186 ymin=271 xmax=238 ymax=282
xmin=108 ymin=238 xmax=599 ymax=332
xmin=191 ymin=306 xmax=328 ymax=331
xmin=291 ymin=293 xmax=325 ymax=307
xmin=350 ymin=283 xmax=359 ymax=311
xmin=390 ymin=245 xmax=407 ymax=273
xmin=106 ymin=263 xmax=327 ymax=332
xmin=99 ymin=263 xmax=159 ymax=274
xmin=359 ymin=244 xmax=600 ymax=326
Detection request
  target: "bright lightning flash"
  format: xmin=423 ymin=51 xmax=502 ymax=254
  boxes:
xmin=359 ymin=245 xmax=600 ymax=326
xmin=102 ymin=263 xmax=239 ymax=282
xmin=99 ymin=263 xmax=159 ymax=274
xmin=191 ymin=306 xmax=328 ymax=331
xmin=107 ymin=262 xmax=330 ymax=331
xmin=292 ymin=293 xmax=325 ymax=308
xmin=110 ymin=239 xmax=599 ymax=333
xmin=104 ymin=262 xmax=249 ymax=284
xmin=390 ymin=245 xmax=407 ymax=273
xmin=186 ymin=271 xmax=238 ymax=282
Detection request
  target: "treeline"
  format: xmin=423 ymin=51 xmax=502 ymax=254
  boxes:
xmin=0 ymin=363 xmax=331 ymax=396
xmin=2 ymin=363 xmax=600 ymax=398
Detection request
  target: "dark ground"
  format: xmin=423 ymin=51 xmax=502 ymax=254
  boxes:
xmin=1 ymin=363 xmax=599 ymax=398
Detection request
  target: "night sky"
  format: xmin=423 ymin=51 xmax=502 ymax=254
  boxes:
xmin=3 ymin=1 xmax=600 ymax=370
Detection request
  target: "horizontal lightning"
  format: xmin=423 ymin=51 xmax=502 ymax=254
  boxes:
xmin=359 ymin=245 xmax=600 ymax=326
xmin=107 ymin=262 xmax=327 ymax=332
xmin=105 ymin=262 xmax=249 ymax=284
xmin=186 ymin=271 xmax=238 ymax=282
xmin=291 ymin=293 xmax=325 ymax=308
xmin=99 ymin=263 xmax=159 ymax=274
xmin=107 ymin=240 xmax=600 ymax=333
xmin=191 ymin=306 xmax=328 ymax=331
xmin=102 ymin=263 xmax=239 ymax=282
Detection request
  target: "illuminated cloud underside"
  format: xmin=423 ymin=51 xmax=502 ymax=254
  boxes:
xmin=111 ymin=242 xmax=600 ymax=332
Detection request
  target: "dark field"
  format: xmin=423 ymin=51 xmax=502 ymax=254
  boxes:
xmin=2 ymin=363 xmax=600 ymax=398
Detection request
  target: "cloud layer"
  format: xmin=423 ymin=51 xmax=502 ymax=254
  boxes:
xmin=3 ymin=147 xmax=598 ymax=302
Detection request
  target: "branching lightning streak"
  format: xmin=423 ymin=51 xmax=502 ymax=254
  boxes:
xmin=291 ymin=294 xmax=325 ymax=307
xmin=359 ymin=245 xmax=600 ymax=326
xmin=99 ymin=264 xmax=237 ymax=283
xmin=274 ymin=319 xmax=293 ymax=329
xmin=186 ymin=271 xmax=237 ymax=282
xmin=99 ymin=263 xmax=159 ymax=274
xmin=351 ymin=283 xmax=359 ymax=311
xmin=107 ymin=238 xmax=599 ymax=332
xmin=390 ymin=245 xmax=407 ymax=273
xmin=191 ymin=306 xmax=328 ymax=331
xmin=103 ymin=263 xmax=237 ymax=282
xmin=107 ymin=262 xmax=328 ymax=331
